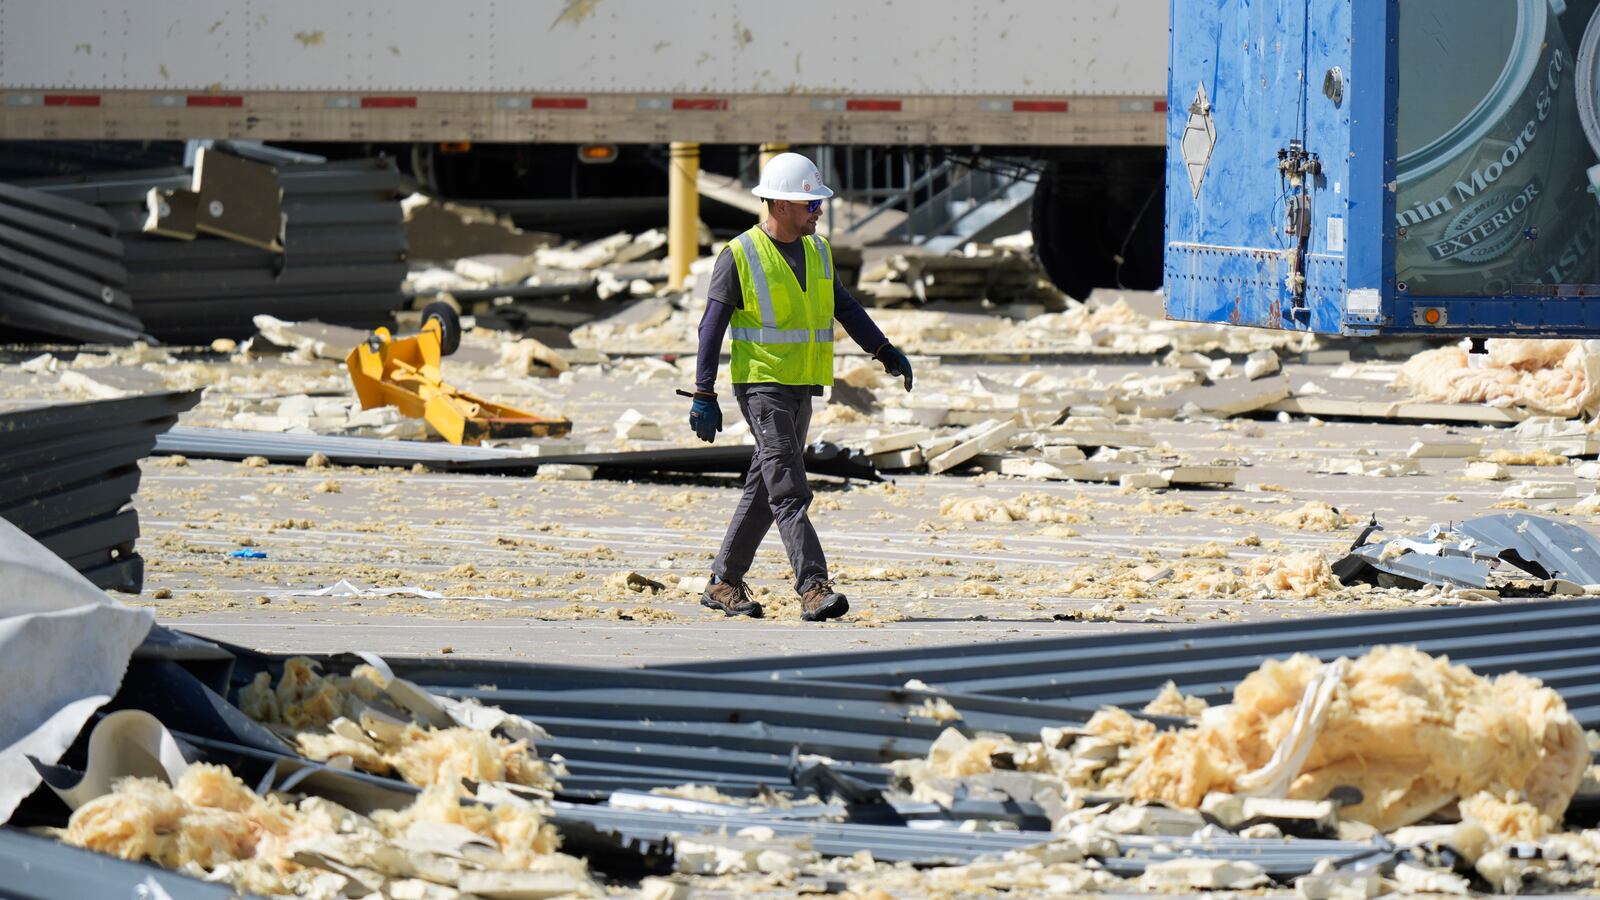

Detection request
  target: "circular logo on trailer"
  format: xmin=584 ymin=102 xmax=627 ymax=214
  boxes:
xmin=1424 ymin=180 xmax=1541 ymax=265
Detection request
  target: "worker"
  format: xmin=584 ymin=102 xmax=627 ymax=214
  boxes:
xmin=686 ymin=152 xmax=913 ymax=622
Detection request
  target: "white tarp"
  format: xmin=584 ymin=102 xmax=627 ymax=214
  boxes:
xmin=0 ymin=517 xmax=153 ymax=823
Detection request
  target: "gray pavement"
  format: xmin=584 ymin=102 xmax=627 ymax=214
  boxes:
xmin=131 ymin=356 xmax=1592 ymax=665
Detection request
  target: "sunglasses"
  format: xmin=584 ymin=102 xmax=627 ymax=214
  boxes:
xmin=797 ymin=199 xmax=823 ymax=214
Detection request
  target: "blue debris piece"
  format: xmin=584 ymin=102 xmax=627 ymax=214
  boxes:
xmin=227 ymin=548 xmax=267 ymax=559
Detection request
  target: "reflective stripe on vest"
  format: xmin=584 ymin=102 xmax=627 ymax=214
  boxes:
xmin=734 ymin=232 xmax=779 ymax=330
xmin=730 ymin=326 xmax=836 ymax=343
xmin=810 ymin=235 xmax=832 ymax=279
xmin=730 ymin=326 xmax=811 ymax=343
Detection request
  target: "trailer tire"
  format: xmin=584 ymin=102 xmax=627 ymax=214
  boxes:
xmin=1031 ymin=162 xmax=1099 ymax=301
xmin=422 ymin=302 xmax=463 ymax=356
xmin=1031 ymin=158 xmax=1164 ymax=301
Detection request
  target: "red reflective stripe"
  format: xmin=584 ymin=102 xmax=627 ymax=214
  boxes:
xmin=672 ymin=97 xmax=727 ymax=111
xmin=532 ymin=97 xmax=587 ymax=109
xmin=43 ymin=94 xmax=99 ymax=107
xmin=361 ymin=96 xmax=417 ymax=109
xmin=846 ymin=99 xmax=901 ymax=112
xmin=187 ymin=95 xmax=242 ymax=107
xmin=1012 ymin=99 xmax=1069 ymax=113
xmin=1154 ymin=99 xmax=1169 ymax=113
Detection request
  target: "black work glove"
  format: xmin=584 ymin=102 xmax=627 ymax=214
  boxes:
xmin=875 ymin=344 xmax=914 ymax=391
xmin=689 ymin=392 xmax=722 ymax=443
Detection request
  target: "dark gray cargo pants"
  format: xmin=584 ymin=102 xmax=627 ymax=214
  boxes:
xmin=711 ymin=384 xmax=828 ymax=594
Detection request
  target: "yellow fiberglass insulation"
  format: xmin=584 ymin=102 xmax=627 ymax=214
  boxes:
xmin=1242 ymin=551 xmax=1339 ymax=599
xmin=1142 ymin=682 xmax=1209 ymax=718
xmin=1395 ymin=339 xmax=1600 ymax=417
xmin=388 ymin=723 xmax=559 ymax=788
xmin=62 ymin=764 xmax=596 ymax=896
xmin=237 ymin=658 xmax=388 ymax=731
xmin=375 ymin=782 xmax=562 ymax=865
xmin=64 ymin=764 xmax=293 ymax=872
xmin=1459 ymin=790 xmax=1556 ymax=843
xmin=1267 ymin=501 xmax=1361 ymax=532
xmin=1118 ymin=646 xmax=1588 ymax=832
xmin=242 ymin=658 xmax=562 ymax=793
xmin=922 ymin=729 xmax=1049 ymax=779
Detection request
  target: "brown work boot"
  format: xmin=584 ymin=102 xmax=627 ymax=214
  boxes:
xmin=701 ymin=577 xmax=763 ymax=618
xmin=799 ymin=580 xmax=849 ymax=622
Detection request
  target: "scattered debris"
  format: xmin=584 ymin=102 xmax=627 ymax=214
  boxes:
xmin=1396 ymin=339 xmax=1600 ymax=418
xmin=1242 ymin=551 xmax=1340 ymax=598
xmin=535 ymin=463 xmax=595 ymax=482
xmin=63 ymin=766 xmax=599 ymax=898
xmin=240 ymin=657 xmax=563 ymax=791
xmin=893 ymin=645 xmax=1587 ymax=835
xmin=1335 ymin=512 xmax=1600 ymax=593
xmin=1407 ymin=439 xmax=1480 ymax=459
xmin=1269 ymin=502 xmax=1361 ymax=532
xmin=856 ymin=243 xmax=1066 ymax=307
xmin=1465 ymin=461 xmax=1512 ymax=481
xmin=615 ymin=408 xmax=665 ymax=441
xmin=12 ymin=138 xmax=1600 ymax=899
xmin=400 ymin=193 xmax=554 ymax=263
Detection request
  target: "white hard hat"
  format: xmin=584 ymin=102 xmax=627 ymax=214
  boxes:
xmin=752 ymin=152 xmax=835 ymax=201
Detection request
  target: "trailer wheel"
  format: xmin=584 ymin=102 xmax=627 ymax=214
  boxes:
xmin=1031 ymin=158 xmax=1163 ymax=301
xmin=1108 ymin=184 xmax=1163 ymax=293
xmin=422 ymin=302 xmax=462 ymax=356
xmin=1031 ymin=162 xmax=1098 ymax=301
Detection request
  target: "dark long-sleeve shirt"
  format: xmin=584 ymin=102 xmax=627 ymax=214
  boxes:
xmin=694 ymin=239 xmax=889 ymax=393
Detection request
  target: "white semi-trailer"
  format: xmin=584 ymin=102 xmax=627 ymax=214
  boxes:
xmin=0 ymin=0 xmax=1169 ymax=294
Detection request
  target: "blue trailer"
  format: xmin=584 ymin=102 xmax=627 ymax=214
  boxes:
xmin=1164 ymin=0 xmax=1600 ymax=336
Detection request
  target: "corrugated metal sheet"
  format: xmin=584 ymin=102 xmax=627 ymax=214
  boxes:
xmin=154 ymin=426 xmax=883 ymax=482
xmin=222 ymin=650 xmax=1101 ymax=799
xmin=547 ymin=801 xmax=1388 ymax=874
xmin=28 ymin=156 xmax=407 ymax=344
xmin=0 ymin=390 xmax=201 ymax=591
xmin=18 ymin=609 xmax=1586 ymax=887
xmin=443 ymin=441 xmax=882 ymax=482
xmin=0 ymin=180 xmax=145 ymax=343
xmin=155 ymin=425 xmax=527 ymax=465
xmin=0 ymin=828 xmax=237 ymax=900
xmin=658 ymin=598 xmax=1600 ymax=728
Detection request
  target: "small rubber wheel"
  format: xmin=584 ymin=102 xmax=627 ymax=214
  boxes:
xmin=421 ymin=301 xmax=462 ymax=356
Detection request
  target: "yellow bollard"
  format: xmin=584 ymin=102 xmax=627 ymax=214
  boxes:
xmin=667 ymin=141 xmax=699 ymax=292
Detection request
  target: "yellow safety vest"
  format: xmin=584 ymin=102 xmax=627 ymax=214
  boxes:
xmin=727 ymin=225 xmax=835 ymax=386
